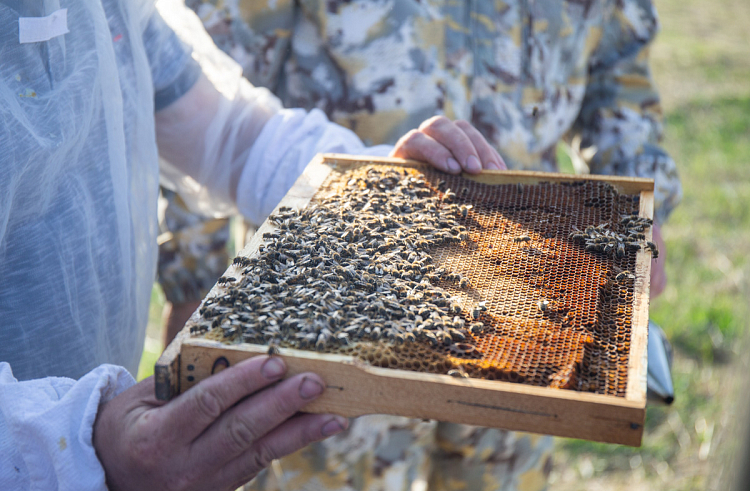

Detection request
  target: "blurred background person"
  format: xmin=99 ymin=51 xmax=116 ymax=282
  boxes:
xmin=156 ymin=0 xmax=682 ymax=490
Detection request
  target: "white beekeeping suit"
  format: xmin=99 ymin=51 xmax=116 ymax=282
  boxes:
xmin=0 ymin=1 xmax=387 ymax=488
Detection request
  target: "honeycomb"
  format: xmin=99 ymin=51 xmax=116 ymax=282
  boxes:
xmin=192 ymin=164 xmax=652 ymax=397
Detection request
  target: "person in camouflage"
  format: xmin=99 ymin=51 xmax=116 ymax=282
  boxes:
xmin=157 ymin=188 xmax=230 ymax=346
xmin=167 ymin=0 xmax=682 ymax=489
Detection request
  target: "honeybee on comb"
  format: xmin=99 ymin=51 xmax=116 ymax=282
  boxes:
xmin=187 ymin=163 xmax=648 ymax=399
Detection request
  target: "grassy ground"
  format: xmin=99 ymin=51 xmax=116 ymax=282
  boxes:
xmin=139 ymin=0 xmax=750 ymax=488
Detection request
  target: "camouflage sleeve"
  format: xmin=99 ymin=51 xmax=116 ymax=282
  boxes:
xmin=157 ymin=188 xmax=230 ymax=304
xmin=184 ymin=0 xmax=295 ymax=91
xmin=572 ymin=0 xmax=682 ymax=224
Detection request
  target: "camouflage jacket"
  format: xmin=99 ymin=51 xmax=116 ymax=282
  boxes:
xmin=156 ymin=188 xmax=229 ymax=304
xmin=188 ymin=0 xmax=681 ymax=224
xmin=176 ymin=1 xmax=680 ymax=489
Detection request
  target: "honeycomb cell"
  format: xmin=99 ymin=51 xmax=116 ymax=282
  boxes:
xmin=191 ymin=165 xmax=647 ymax=397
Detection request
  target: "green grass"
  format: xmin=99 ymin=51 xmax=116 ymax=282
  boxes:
xmin=653 ymin=97 xmax=750 ymax=361
xmin=136 ymin=285 xmax=166 ymax=381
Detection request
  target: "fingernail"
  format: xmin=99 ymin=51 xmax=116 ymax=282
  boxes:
xmin=299 ymin=376 xmax=324 ymax=400
xmin=446 ymin=158 xmax=460 ymax=173
xmin=261 ymin=357 xmax=286 ymax=379
xmin=321 ymin=416 xmax=348 ymax=437
xmin=466 ymin=155 xmax=481 ymax=173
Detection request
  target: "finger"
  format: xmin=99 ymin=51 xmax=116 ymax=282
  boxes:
xmin=418 ymin=116 xmax=481 ymax=173
xmin=455 ymin=120 xmax=507 ymax=170
xmin=216 ymin=413 xmax=349 ymax=490
xmin=191 ymin=373 xmax=326 ymax=468
xmin=391 ymin=130 xmax=462 ymax=174
xmin=160 ymin=356 xmax=288 ymax=443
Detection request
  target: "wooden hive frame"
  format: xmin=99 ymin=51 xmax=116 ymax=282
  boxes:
xmin=156 ymin=153 xmax=653 ymax=447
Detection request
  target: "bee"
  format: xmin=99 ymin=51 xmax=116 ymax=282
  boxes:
xmin=315 ymin=331 xmax=332 ymax=351
xmin=448 ymin=328 xmax=466 ymax=342
xmin=217 ymin=276 xmax=236 ymax=285
xmin=458 ymin=278 xmax=470 ymax=289
xmin=232 ymin=256 xmax=251 ymax=268
xmin=616 ymin=241 xmax=625 ymax=258
xmin=537 ymin=299 xmax=550 ymax=312
xmin=531 ymin=106 xmax=539 ymax=118
xmin=447 ymin=368 xmax=469 ymax=379
xmin=568 ymin=225 xmax=587 ymax=239
xmin=469 ymin=322 xmax=484 ymax=334
xmin=615 ymin=271 xmax=635 ymax=281
xmin=459 ymin=205 xmax=473 ymax=218
xmin=370 ymin=326 xmax=382 ymax=340
xmin=189 ymin=324 xmax=207 ymax=336
xmin=267 ymin=344 xmax=281 ymax=356
xmin=423 ymin=331 xmax=439 ymax=346
xmin=460 ymin=187 xmax=469 ymax=196
xmin=436 ymin=331 xmax=452 ymax=345
xmin=443 ymin=189 xmax=456 ymax=202
xmin=625 ymin=241 xmax=642 ymax=251
xmin=513 ymin=235 xmax=532 ymax=243
xmin=646 ymin=241 xmax=659 ymax=258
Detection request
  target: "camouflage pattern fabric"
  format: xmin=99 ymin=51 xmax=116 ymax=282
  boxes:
xmin=169 ymin=0 xmax=681 ymax=489
xmin=247 ymin=417 xmax=553 ymax=491
xmin=188 ymin=0 xmax=681 ymax=224
xmin=157 ymin=189 xmax=229 ymax=304
xmin=162 ymin=0 xmax=682 ymax=301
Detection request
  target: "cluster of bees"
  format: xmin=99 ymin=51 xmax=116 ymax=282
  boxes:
xmin=191 ymin=167 xmax=487 ymax=357
xmin=568 ymin=214 xmax=658 ymax=259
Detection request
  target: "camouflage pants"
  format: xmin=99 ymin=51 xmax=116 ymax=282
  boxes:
xmin=245 ymin=415 xmax=553 ymax=491
xmin=157 ymin=188 xmax=230 ymax=304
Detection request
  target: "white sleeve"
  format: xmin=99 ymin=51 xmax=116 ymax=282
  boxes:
xmin=0 ymin=363 xmax=135 ymax=491
xmin=153 ymin=0 xmax=392 ymax=223
xmin=155 ymin=74 xmax=391 ymax=225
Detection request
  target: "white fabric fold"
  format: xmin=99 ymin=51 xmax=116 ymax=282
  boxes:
xmin=0 ymin=363 xmax=135 ymax=490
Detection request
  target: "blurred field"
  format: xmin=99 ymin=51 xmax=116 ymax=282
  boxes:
xmin=552 ymin=0 xmax=750 ymax=489
xmin=139 ymin=0 xmax=750 ymax=488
